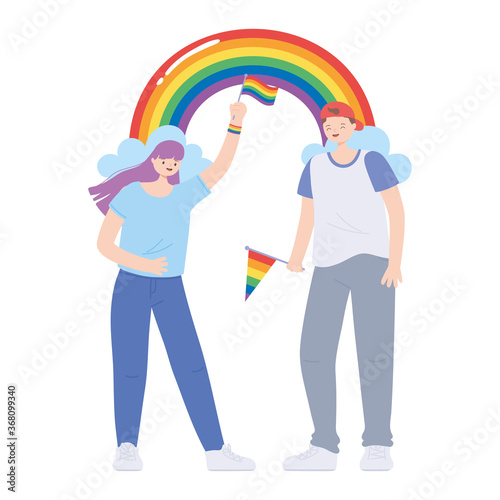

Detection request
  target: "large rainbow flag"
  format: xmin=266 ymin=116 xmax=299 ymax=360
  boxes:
xmin=245 ymin=246 xmax=299 ymax=301
xmin=240 ymin=75 xmax=278 ymax=106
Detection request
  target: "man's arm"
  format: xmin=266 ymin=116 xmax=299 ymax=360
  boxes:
xmin=380 ymin=185 xmax=405 ymax=287
xmin=200 ymin=102 xmax=247 ymax=190
xmin=287 ymin=197 xmax=314 ymax=272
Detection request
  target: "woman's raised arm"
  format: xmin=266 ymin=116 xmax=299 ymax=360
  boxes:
xmin=200 ymin=102 xmax=247 ymax=189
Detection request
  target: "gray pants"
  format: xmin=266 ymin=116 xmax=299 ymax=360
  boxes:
xmin=300 ymin=254 xmax=395 ymax=453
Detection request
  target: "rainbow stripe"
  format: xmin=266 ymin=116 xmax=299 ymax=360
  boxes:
xmin=228 ymin=123 xmax=242 ymax=134
xmin=130 ymin=29 xmax=374 ymax=146
xmin=246 ymin=249 xmax=276 ymax=301
xmin=241 ymin=76 xmax=278 ymax=106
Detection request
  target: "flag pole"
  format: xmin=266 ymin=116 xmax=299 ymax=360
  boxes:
xmin=245 ymin=246 xmax=305 ymax=270
xmin=232 ymin=74 xmax=248 ymax=120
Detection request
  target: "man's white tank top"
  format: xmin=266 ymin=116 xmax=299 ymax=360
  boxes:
xmin=310 ymin=150 xmax=389 ymax=267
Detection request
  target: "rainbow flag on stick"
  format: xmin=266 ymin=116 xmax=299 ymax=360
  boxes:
xmin=238 ymin=74 xmax=279 ymax=106
xmin=245 ymin=246 xmax=303 ymax=301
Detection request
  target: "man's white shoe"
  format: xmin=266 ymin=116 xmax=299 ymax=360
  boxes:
xmin=112 ymin=442 xmax=143 ymax=471
xmin=206 ymin=444 xmax=256 ymax=471
xmin=283 ymin=444 xmax=337 ymax=471
xmin=360 ymin=445 xmax=393 ymax=471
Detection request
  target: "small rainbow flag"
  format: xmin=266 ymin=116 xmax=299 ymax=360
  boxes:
xmin=240 ymin=76 xmax=279 ymax=106
xmin=244 ymin=246 xmax=302 ymax=301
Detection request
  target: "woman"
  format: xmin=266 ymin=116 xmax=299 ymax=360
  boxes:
xmin=89 ymin=102 xmax=254 ymax=471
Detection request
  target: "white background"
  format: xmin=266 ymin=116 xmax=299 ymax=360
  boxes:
xmin=2 ymin=1 xmax=499 ymax=499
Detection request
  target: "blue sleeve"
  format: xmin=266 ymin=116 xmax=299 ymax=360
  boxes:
xmin=175 ymin=174 xmax=211 ymax=210
xmin=297 ymin=160 xmax=313 ymax=198
xmin=364 ymin=151 xmax=399 ymax=192
xmin=109 ymin=186 xmax=131 ymax=219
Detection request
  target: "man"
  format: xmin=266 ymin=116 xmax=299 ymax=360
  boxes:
xmin=283 ymin=102 xmax=405 ymax=471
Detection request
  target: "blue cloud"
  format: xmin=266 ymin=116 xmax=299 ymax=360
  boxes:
xmin=301 ymin=126 xmax=412 ymax=183
xmin=97 ymin=125 xmax=211 ymax=182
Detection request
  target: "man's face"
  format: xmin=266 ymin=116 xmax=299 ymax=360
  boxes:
xmin=322 ymin=116 xmax=356 ymax=143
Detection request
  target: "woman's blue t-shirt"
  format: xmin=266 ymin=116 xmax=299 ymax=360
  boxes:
xmin=109 ymin=175 xmax=211 ymax=277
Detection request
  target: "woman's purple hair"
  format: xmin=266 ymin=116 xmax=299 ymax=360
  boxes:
xmin=89 ymin=140 xmax=184 ymax=215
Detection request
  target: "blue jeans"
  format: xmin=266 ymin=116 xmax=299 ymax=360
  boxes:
xmin=110 ymin=269 xmax=224 ymax=450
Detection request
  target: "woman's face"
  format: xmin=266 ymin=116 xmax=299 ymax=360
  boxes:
xmin=151 ymin=156 xmax=181 ymax=178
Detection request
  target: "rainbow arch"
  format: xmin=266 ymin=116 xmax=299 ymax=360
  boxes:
xmin=131 ymin=29 xmax=374 ymax=145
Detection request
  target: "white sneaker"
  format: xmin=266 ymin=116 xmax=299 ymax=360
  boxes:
xmin=360 ymin=445 xmax=393 ymax=471
xmin=112 ymin=442 xmax=143 ymax=471
xmin=283 ymin=444 xmax=337 ymax=471
xmin=206 ymin=444 xmax=255 ymax=471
